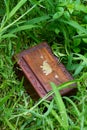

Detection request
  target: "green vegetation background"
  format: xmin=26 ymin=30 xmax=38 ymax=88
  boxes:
xmin=0 ymin=0 xmax=87 ymax=129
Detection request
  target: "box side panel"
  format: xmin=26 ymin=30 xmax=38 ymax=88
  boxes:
xmin=14 ymin=56 xmax=47 ymax=99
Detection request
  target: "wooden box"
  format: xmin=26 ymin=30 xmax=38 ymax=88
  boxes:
xmin=14 ymin=42 xmax=75 ymax=100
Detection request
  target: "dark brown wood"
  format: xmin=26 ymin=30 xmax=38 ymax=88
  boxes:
xmin=14 ymin=42 xmax=76 ymax=100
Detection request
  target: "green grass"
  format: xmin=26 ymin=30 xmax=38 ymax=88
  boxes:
xmin=0 ymin=0 xmax=87 ymax=129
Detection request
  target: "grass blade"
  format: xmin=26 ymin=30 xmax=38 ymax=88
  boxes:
xmin=74 ymin=62 xmax=85 ymax=76
xmin=0 ymin=94 xmax=12 ymax=106
xmin=44 ymin=102 xmax=63 ymax=127
xmin=50 ymin=82 xmax=69 ymax=130
xmin=4 ymin=117 xmax=15 ymax=130
xmin=8 ymin=0 xmax=27 ymax=19
xmin=43 ymin=100 xmax=53 ymax=117
xmin=1 ymin=33 xmax=17 ymax=39
xmin=10 ymin=25 xmax=39 ymax=33
xmin=63 ymin=97 xmax=80 ymax=117
xmin=62 ymin=20 xmax=87 ymax=34
xmin=4 ymin=0 xmax=10 ymax=18
xmin=25 ymin=15 xmax=50 ymax=25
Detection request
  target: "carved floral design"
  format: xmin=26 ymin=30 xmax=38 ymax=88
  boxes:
xmin=40 ymin=60 xmax=52 ymax=75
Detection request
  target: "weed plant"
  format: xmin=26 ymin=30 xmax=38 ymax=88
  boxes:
xmin=0 ymin=0 xmax=87 ymax=130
